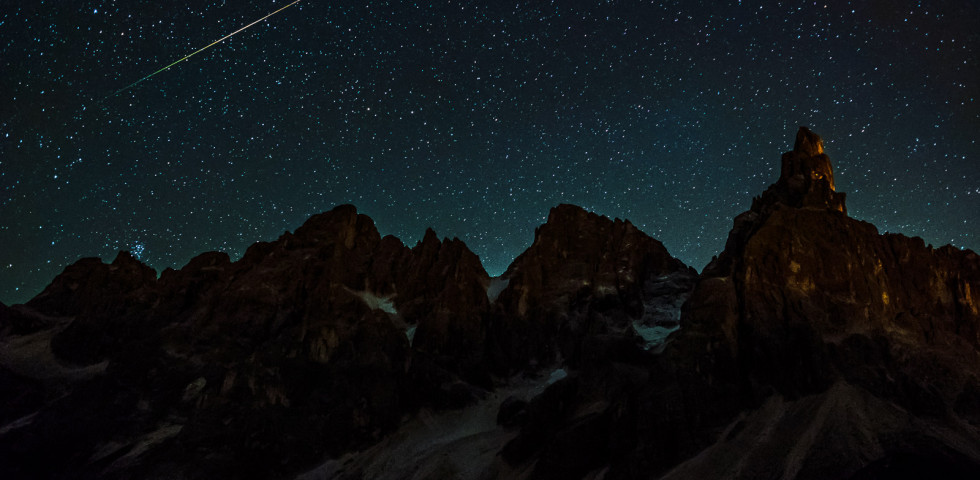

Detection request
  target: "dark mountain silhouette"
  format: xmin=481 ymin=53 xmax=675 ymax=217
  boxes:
xmin=1 ymin=127 xmax=978 ymax=479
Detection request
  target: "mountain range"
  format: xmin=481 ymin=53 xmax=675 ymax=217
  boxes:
xmin=1 ymin=127 xmax=978 ymax=479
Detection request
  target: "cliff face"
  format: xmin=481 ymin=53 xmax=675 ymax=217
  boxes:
xmin=476 ymin=128 xmax=980 ymax=480
xmin=630 ymin=127 xmax=980 ymax=479
xmin=489 ymin=204 xmax=695 ymax=372
xmin=770 ymin=126 xmax=846 ymax=213
xmin=0 ymin=205 xmax=493 ymax=478
xmin=687 ymin=127 xmax=980 ymax=402
xmin=1 ymin=128 xmax=979 ymax=480
xmin=0 ymin=200 xmax=691 ymax=479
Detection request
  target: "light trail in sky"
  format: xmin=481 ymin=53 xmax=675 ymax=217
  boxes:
xmin=104 ymin=0 xmax=302 ymax=100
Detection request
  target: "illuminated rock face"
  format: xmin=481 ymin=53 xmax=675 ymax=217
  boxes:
xmin=695 ymin=127 xmax=980 ymax=396
xmin=781 ymin=126 xmax=834 ymax=188
xmin=757 ymin=126 xmax=847 ymax=214
xmin=660 ymin=127 xmax=980 ymax=479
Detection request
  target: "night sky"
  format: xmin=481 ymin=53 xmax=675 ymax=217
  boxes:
xmin=2 ymin=1 xmax=978 ymax=305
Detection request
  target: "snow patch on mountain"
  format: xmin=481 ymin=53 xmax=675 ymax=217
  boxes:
xmin=296 ymin=369 xmax=565 ymax=480
xmin=486 ymin=276 xmax=510 ymax=303
xmin=354 ymin=290 xmax=398 ymax=315
xmin=632 ymin=322 xmax=680 ymax=352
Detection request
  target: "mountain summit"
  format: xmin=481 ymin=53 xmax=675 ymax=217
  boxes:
xmin=754 ymin=125 xmax=847 ymax=214
xmin=2 ymin=128 xmax=979 ymax=480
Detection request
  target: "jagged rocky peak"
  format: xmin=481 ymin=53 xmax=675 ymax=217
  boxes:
xmin=754 ymin=126 xmax=847 ymax=215
xmin=292 ymin=203 xmax=381 ymax=248
xmin=24 ymin=251 xmax=157 ymax=317
xmin=782 ymin=126 xmax=834 ymax=188
xmin=792 ymin=125 xmax=826 ymax=157
xmin=504 ymin=203 xmax=689 ymax=297
xmin=487 ymin=203 xmax=694 ymax=371
xmin=407 ymin=227 xmax=489 ymax=284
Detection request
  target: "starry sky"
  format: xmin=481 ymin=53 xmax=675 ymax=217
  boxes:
xmin=1 ymin=1 xmax=978 ymax=305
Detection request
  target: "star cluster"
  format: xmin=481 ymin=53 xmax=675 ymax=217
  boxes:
xmin=2 ymin=1 xmax=977 ymax=304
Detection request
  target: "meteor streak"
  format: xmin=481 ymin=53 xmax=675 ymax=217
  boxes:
xmin=105 ymin=0 xmax=302 ymax=99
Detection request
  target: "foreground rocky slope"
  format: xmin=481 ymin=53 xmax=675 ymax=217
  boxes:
xmin=1 ymin=127 xmax=978 ymax=479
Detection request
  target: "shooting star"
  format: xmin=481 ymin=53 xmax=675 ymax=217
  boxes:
xmin=104 ymin=0 xmax=302 ymax=100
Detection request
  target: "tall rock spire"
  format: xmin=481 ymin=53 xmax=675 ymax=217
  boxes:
xmin=754 ymin=126 xmax=847 ymax=215
xmin=792 ymin=125 xmax=825 ymax=156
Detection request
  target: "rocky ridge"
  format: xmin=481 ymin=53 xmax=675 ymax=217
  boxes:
xmin=1 ymin=127 xmax=978 ymax=479
xmin=489 ymin=204 xmax=696 ymax=373
xmin=494 ymin=128 xmax=980 ymax=479
xmin=0 ymin=199 xmax=686 ymax=479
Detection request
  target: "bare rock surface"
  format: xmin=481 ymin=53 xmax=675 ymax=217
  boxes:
xmin=489 ymin=203 xmax=695 ymax=372
xmin=2 ymin=128 xmax=979 ymax=479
